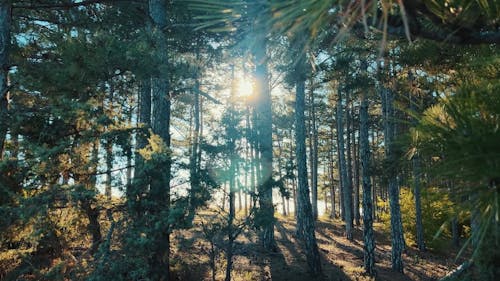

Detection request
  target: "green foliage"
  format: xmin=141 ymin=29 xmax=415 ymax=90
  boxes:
xmin=378 ymin=187 xmax=463 ymax=250
xmin=410 ymin=44 xmax=500 ymax=279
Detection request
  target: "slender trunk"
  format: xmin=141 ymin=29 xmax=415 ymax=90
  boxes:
xmin=105 ymin=139 xmax=113 ymax=200
xmin=105 ymin=85 xmax=114 ymax=201
xmin=225 ymin=184 xmax=235 ymax=281
xmin=126 ymin=101 xmax=133 ymax=188
xmin=338 ymin=91 xmax=353 ymax=240
xmin=295 ymin=52 xmax=322 ymax=275
xmin=413 ymin=154 xmax=425 ymax=251
xmin=0 ymin=2 xmax=11 ymax=159
xmin=245 ymin=106 xmax=251 ymax=216
xmin=138 ymin=80 xmax=152 ymax=150
xmin=149 ymin=1 xmax=171 ymax=279
xmin=246 ymin=106 xmax=254 ymax=212
xmin=337 ymin=119 xmax=345 ymax=221
xmin=86 ymin=140 xmax=102 ymax=254
xmin=409 ymin=83 xmax=425 ymax=252
xmin=277 ymin=128 xmax=287 ymax=216
xmin=345 ymin=94 xmax=354 ymax=229
xmin=353 ymin=119 xmax=361 ymax=226
xmin=329 ymin=124 xmax=336 ymax=218
xmin=371 ymin=128 xmax=377 ymax=221
xmin=308 ymin=81 xmax=319 ymax=220
xmin=290 ymin=127 xmax=298 ymax=218
xmin=292 ymin=176 xmax=297 ymax=218
xmin=225 ymin=101 xmax=237 ymax=281
xmin=198 ymin=96 xmax=203 ymax=169
xmin=360 ymin=91 xmax=375 ymax=275
xmin=451 ymin=216 xmax=460 ymax=247
xmin=188 ymin=75 xmax=201 ymax=220
xmin=381 ymin=86 xmax=405 ymax=273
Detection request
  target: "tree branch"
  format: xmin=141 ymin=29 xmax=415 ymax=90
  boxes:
xmin=13 ymin=0 xmax=142 ymax=10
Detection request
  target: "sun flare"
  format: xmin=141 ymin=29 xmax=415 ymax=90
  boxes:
xmin=235 ymin=75 xmax=254 ymax=98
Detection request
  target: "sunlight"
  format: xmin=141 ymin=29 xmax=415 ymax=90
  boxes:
xmin=235 ymin=75 xmax=254 ymax=98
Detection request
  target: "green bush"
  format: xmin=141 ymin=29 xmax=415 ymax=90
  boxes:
xmin=377 ymin=186 xmax=467 ymax=250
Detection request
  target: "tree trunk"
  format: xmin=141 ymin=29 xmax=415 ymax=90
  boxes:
xmin=337 ymin=116 xmax=345 ymax=221
xmin=381 ymin=87 xmax=405 ymax=273
xmin=452 ymin=217 xmax=460 ymax=247
xmin=409 ymin=83 xmax=425 ymax=252
xmin=413 ymin=154 xmax=425 ymax=251
xmin=360 ymin=91 xmax=375 ymax=275
xmin=149 ymin=1 xmax=171 ymax=279
xmin=126 ymin=99 xmax=133 ymax=189
xmin=85 ymin=140 xmax=102 ymax=255
xmin=105 ymin=85 xmax=114 ymax=201
xmin=253 ymin=25 xmax=276 ymax=251
xmin=337 ymin=91 xmax=353 ymax=240
xmin=295 ymin=51 xmax=322 ymax=275
xmin=289 ymin=127 xmax=298 ymax=218
xmin=329 ymin=124 xmax=336 ymax=218
xmin=353 ymin=119 xmax=361 ymax=226
xmin=225 ymin=85 xmax=237 ymax=281
xmin=308 ymin=80 xmax=319 ymax=220
xmin=0 ymin=2 xmax=11 ymax=160
xmin=345 ymin=94 xmax=354 ymax=230
xmin=188 ymin=74 xmax=201 ymax=220
xmin=277 ymin=132 xmax=287 ymax=216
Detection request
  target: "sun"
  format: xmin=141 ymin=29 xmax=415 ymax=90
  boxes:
xmin=235 ymin=75 xmax=254 ymax=98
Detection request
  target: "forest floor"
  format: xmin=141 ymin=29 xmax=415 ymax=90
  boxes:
xmin=1 ymin=210 xmax=465 ymax=281
xmin=172 ymin=213 xmax=464 ymax=281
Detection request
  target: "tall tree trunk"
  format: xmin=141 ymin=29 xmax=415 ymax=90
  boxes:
xmin=289 ymin=127 xmax=298 ymax=218
xmin=308 ymin=80 xmax=319 ymax=220
xmin=413 ymin=146 xmax=425 ymax=252
xmin=225 ymin=77 xmax=237 ymax=281
xmin=225 ymin=170 xmax=236 ymax=281
xmin=360 ymin=90 xmax=375 ymax=275
xmin=329 ymin=124 xmax=336 ymax=218
xmin=409 ymin=81 xmax=425 ymax=252
xmin=380 ymin=87 xmax=405 ymax=273
xmin=84 ymin=140 xmax=102 ymax=255
xmin=105 ymin=85 xmax=114 ymax=201
xmin=353 ymin=119 xmax=361 ymax=226
xmin=276 ymin=130 xmax=287 ymax=216
xmin=345 ymin=94 xmax=354 ymax=230
xmin=149 ymin=1 xmax=171 ymax=279
xmin=295 ymin=51 xmax=322 ymax=275
xmin=451 ymin=217 xmax=460 ymax=248
xmin=253 ymin=20 xmax=276 ymax=251
xmin=126 ymin=98 xmax=133 ymax=189
xmin=188 ymin=75 xmax=201 ymax=220
xmin=338 ymin=91 xmax=353 ymax=240
xmin=245 ymin=106 xmax=252 ymax=216
xmin=336 ymin=116 xmax=345 ymax=221
xmin=370 ymin=128 xmax=378 ymax=221
xmin=0 ymin=2 xmax=11 ymax=160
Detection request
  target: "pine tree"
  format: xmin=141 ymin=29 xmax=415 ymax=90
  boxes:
xmin=0 ymin=2 xmax=11 ymax=159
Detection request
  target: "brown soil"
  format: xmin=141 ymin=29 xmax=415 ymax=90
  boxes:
xmin=172 ymin=215 xmax=462 ymax=281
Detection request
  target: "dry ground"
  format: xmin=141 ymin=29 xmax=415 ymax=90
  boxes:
xmin=172 ymin=215 xmax=462 ymax=281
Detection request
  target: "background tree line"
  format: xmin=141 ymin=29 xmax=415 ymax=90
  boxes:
xmin=0 ymin=0 xmax=498 ymax=280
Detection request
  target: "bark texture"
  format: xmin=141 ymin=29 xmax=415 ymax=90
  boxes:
xmin=149 ymin=1 xmax=172 ymax=279
xmin=381 ymin=87 xmax=405 ymax=273
xmin=0 ymin=2 xmax=11 ymax=159
xmin=337 ymin=91 xmax=353 ymax=240
xmin=295 ymin=52 xmax=322 ymax=275
xmin=360 ymin=91 xmax=375 ymax=275
xmin=253 ymin=13 xmax=276 ymax=250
